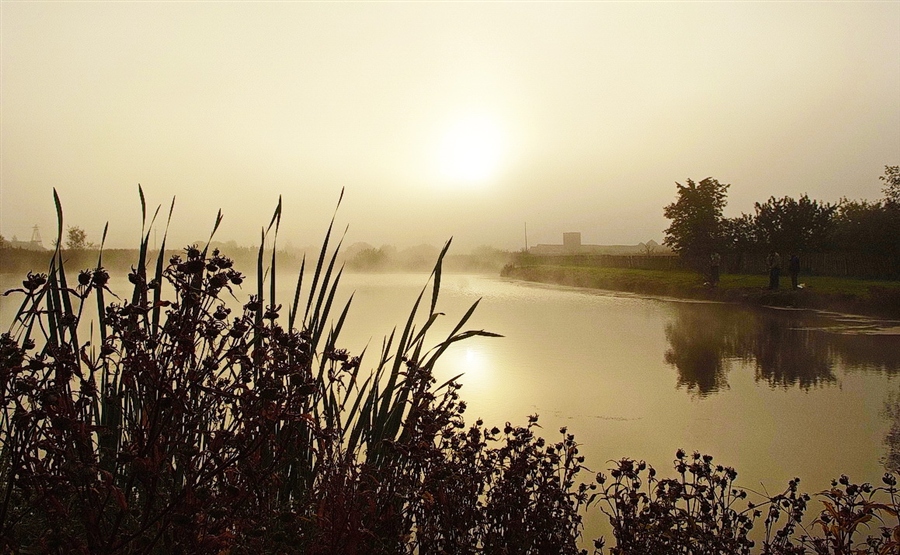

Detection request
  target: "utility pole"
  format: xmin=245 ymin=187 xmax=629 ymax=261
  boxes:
xmin=524 ymin=222 xmax=528 ymax=252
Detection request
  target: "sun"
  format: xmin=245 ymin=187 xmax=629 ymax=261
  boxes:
xmin=436 ymin=116 xmax=505 ymax=185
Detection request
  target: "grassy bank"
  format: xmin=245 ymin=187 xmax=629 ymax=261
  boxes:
xmin=501 ymin=264 xmax=900 ymax=319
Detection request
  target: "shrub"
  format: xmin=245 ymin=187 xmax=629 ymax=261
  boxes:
xmin=0 ymin=189 xmax=592 ymax=554
xmin=591 ymin=451 xmax=900 ymax=555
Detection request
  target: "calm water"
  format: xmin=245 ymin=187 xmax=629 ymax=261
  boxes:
xmin=328 ymin=273 xmax=900 ymax=541
xmin=3 ymin=271 xmax=900 ymax=542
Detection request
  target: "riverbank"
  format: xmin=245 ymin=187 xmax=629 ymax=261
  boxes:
xmin=500 ymin=264 xmax=900 ymax=319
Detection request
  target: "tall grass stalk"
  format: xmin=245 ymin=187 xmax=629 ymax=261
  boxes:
xmin=0 ymin=189 xmax=597 ymax=555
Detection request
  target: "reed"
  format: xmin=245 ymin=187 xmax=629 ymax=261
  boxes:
xmin=0 ymin=188 xmax=591 ymax=554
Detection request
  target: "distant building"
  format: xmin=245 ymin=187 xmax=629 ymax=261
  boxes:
xmin=529 ymin=232 xmax=672 ymax=256
xmin=562 ymin=232 xmax=581 ymax=252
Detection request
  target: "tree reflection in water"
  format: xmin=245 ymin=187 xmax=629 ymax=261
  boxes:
xmin=883 ymin=388 xmax=900 ymax=473
xmin=750 ymin=317 xmax=835 ymax=389
xmin=664 ymin=303 xmax=739 ymax=396
xmin=664 ymin=302 xmax=900 ymax=397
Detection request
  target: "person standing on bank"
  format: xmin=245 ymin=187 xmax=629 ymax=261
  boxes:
xmin=789 ymin=253 xmax=801 ymax=290
xmin=766 ymin=250 xmax=781 ymax=290
xmin=709 ymin=251 xmax=721 ymax=287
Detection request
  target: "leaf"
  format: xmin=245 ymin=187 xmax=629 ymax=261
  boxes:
xmin=822 ymin=500 xmax=839 ymax=520
xmin=52 ymin=189 xmax=64 ymax=254
xmin=112 ymin=486 xmax=128 ymax=511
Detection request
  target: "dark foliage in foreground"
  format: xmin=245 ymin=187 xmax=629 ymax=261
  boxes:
xmin=0 ymin=190 xmax=589 ymax=554
xmin=595 ymin=452 xmax=900 ymax=555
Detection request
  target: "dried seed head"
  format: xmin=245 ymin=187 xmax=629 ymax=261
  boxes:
xmin=92 ymin=268 xmax=110 ymax=287
xmin=23 ymin=272 xmax=47 ymax=291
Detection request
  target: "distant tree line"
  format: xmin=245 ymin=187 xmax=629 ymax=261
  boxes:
xmin=345 ymin=243 xmax=512 ymax=273
xmin=663 ymin=166 xmax=900 ymax=278
xmin=0 ymin=225 xmax=95 ymax=251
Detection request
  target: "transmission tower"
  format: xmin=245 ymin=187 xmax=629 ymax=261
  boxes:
xmin=30 ymin=225 xmax=43 ymax=247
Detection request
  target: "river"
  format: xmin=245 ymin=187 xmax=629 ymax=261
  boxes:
xmin=329 ymin=272 xmax=900 ymax=543
xmin=3 ymin=270 xmax=900 ymax=544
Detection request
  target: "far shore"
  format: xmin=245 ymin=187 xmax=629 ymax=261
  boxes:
xmin=500 ymin=264 xmax=900 ymax=320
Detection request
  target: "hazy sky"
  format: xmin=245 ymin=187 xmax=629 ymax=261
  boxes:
xmin=2 ymin=2 xmax=898 ymax=252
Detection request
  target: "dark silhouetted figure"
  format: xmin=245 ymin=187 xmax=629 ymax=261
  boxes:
xmin=709 ymin=252 xmax=721 ymax=287
xmin=789 ymin=254 xmax=800 ymax=290
xmin=766 ymin=251 xmax=781 ymax=290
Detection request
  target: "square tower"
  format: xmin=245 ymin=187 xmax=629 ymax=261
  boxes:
xmin=563 ymin=232 xmax=581 ymax=252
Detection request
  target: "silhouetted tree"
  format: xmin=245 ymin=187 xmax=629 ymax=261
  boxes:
xmin=347 ymin=246 xmax=392 ymax=270
xmin=663 ymin=177 xmax=729 ymax=266
xmin=721 ymin=214 xmax=757 ymax=271
xmin=833 ymin=198 xmax=900 ymax=277
xmin=64 ymin=225 xmax=93 ymax=250
xmin=753 ymin=194 xmax=836 ymax=253
xmin=881 ymin=165 xmax=900 ymax=205
xmin=834 ymin=200 xmax=890 ymax=254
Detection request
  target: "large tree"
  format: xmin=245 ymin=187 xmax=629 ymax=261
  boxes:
xmin=663 ymin=177 xmax=729 ymax=262
xmin=833 ymin=198 xmax=900 ymax=275
xmin=881 ymin=165 xmax=900 ymax=205
xmin=720 ymin=213 xmax=756 ymax=269
xmin=753 ymin=195 xmax=836 ymax=253
xmin=833 ymin=200 xmax=890 ymax=254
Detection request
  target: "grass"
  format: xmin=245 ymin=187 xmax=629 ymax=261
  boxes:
xmin=501 ymin=264 xmax=900 ymax=318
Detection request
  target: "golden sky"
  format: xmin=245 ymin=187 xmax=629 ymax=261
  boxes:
xmin=1 ymin=2 xmax=898 ymax=251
